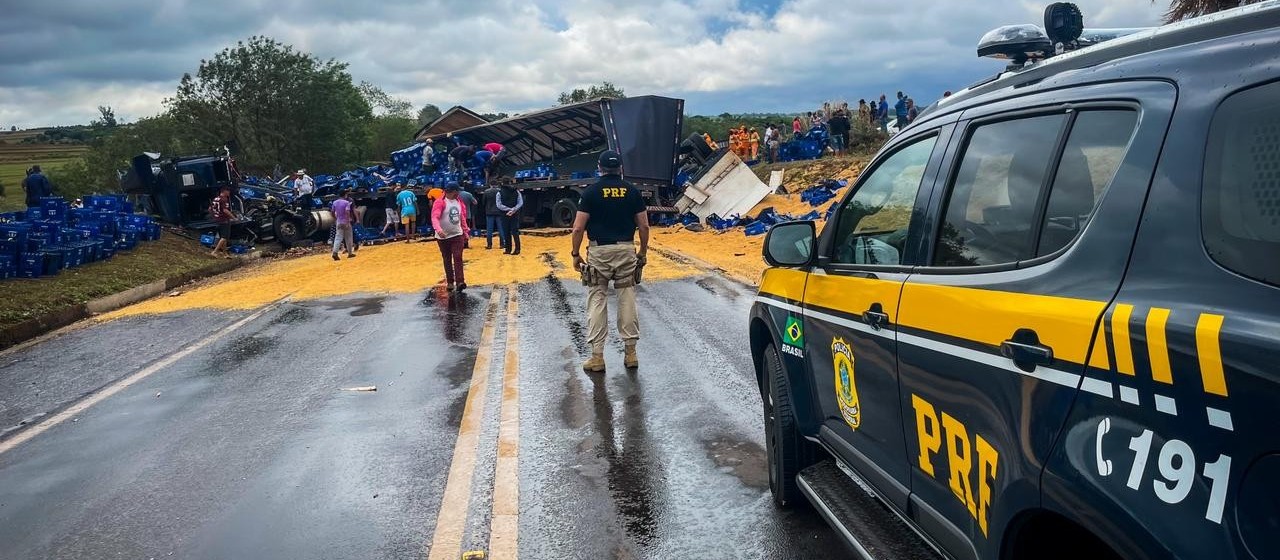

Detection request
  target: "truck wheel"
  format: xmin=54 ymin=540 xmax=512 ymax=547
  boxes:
xmin=362 ymin=206 xmax=386 ymax=231
xmin=763 ymin=343 xmax=816 ymax=508
xmin=273 ymin=216 xmax=303 ymax=249
xmin=550 ymin=197 xmax=578 ymax=228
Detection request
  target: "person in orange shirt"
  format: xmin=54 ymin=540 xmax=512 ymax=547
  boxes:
xmin=748 ymin=128 xmax=761 ymax=160
xmin=703 ymin=132 xmax=717 ymax=151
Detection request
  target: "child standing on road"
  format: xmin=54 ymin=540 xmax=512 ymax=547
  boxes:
xmin=432 ymin=183 xmax=471 ymax=291
xmin=397 ymin=187 xmax=418 ymax=242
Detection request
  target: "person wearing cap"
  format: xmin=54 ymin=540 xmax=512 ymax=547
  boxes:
xmin=432 ymin=183 xmax=471 ymax=291
xmin=292 ymin=169 xmax=314 ymax=211
xmin=570 ymin=150 xmax=649 ymax=373
xmin=422 ymin=139 xmax=436 ymax=174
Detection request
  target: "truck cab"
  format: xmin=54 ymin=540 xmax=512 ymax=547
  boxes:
xmin=749 ymin=4 xmax=1280 ymax=558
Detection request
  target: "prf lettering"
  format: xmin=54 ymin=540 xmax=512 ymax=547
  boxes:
xmin=911 ymin=394 xmax=1000 ymax=536
xmin=603 ymin=187 xmax=627 ymax=198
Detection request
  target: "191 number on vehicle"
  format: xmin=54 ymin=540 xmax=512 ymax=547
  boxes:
xmin=1095 ymin=418 xmax=1232 ymax=524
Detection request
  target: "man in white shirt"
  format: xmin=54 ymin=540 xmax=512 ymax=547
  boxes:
xmin=422 ymin=140 xmax=436 ymax=173
xmin=294 ymin=169 xmax=314 ymax=210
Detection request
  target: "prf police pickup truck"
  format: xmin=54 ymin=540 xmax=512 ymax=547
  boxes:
xmin=749 ymin=3 xmax=1280 ymax=559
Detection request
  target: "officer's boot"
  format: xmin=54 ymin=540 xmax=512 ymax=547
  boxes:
xmin=624 ymin=343 xmax=639 ymax=369
xmin=583 ymin=353 xmax=606 ymax=373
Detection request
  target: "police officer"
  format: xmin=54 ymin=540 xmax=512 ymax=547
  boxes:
xmin=570 ymin=150 xmax=649 ymax=373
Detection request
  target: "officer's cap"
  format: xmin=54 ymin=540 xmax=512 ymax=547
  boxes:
xmin=598 ymin=150 xmax=622 ymax=170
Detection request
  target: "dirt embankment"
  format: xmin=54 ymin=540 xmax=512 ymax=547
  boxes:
xmin=653 ymin=154 xmax=869 ymax=285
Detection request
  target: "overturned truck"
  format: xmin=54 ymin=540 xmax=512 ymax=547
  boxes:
xmin=424 ymin=95 xmax=766 ymax=227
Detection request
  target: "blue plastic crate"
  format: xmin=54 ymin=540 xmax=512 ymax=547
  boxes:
xmin=40 ymin=248 xmax=65 ymax=275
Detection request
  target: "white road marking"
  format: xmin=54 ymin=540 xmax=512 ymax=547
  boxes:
xmin=0 ymin=302 xmax=280 ymax=457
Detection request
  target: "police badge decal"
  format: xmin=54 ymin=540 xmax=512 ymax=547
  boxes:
xmin=831 ymin=338 xmax=860 ymax=430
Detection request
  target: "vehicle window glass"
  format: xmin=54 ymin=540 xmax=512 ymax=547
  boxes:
xmin=830 ymin=136 xmax=936 ymax=265
xmin=934 ymin=114 xmax=1066 ymax=267
xmin=1037 ymin=110 xmax=1138 ymax=256
xmin=1203 ymin=81 xmax=1280 ymax=287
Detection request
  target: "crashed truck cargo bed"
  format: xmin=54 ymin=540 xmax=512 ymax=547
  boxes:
xmin=674 ymin=151 xmax=773 ymax=221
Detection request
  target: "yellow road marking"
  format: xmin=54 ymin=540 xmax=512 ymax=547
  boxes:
xmin=428 ymin=290 xmax=503 ymax=560
xmin=1111 ymin=304 xmax=1135 ymax=376
xmin=1146 ymin=308 xmax=1173 ymax=384
xmin=489 ymin=288 xmax=521 ymax=558
xmin=1196 ymin=314 xmax=1228 ymax=396
xmin=0 ymin=301 xmax=280 ymax=457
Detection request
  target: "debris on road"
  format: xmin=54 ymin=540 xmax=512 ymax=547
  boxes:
xmin=168 ymin=291 xmax=182 ymax=297
xmin=340 ymin=386 xmax=377 ymax=392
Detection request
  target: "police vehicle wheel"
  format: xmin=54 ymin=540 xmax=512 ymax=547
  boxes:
xmin=550 ymin=197 xmax=578 ymax=228
xmin=273 ymin=216 xmax=303 ymax=249
xmin=763 ymin=343 xmax=815 ymax=508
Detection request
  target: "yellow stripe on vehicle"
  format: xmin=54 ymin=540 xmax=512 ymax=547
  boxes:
xmin=803 ymin=274 xmax=904 ymax=322
xmin=1088 ymin=320 xmax=1111 ymax=371
xmin=1196 ymin=313 xmax=1228 ymax=397
xmin=1146 ymin=307 xmax=1173 ymax=384
xmin=758 ymin=268 xmax=810 ymax=303
xmin=1111 ymin=304 xmax=1136 ymax=376
xmin=897 ymin=284 xmax=1105 ymax=365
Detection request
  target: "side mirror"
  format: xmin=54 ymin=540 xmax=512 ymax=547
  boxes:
xmin=763 ymin=221 xmax=816 ymax=267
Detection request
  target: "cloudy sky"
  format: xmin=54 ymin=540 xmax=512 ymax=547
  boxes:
xmin=0 ymin=0 xmax=1168 ymax=128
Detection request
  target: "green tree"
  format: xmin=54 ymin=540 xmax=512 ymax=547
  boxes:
xmin=1162 ymin=0 xmax=1261 ymax=22
xmin=46 ymin=159 xmax=98 ymax=200
xmin=168 ymin=36 xmax=373 ymax=173
xmin=557 ymin=81 xmax=625 ymax=105
xmin=93 ymin=106 xmax=118 ymax=128
xmin=481 ymin=112 xmax=510 ymax=122
xmin=417 ymin=104 xmax=443 ymax=125
xmin=358 ymin=82 xmax=413 ymax=119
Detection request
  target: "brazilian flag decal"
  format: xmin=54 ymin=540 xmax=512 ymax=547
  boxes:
xmin=784 ymin=316 xmax=804 ymax=347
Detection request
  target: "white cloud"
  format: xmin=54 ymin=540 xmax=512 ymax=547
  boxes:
xmin=0 ymin=0 xmax=1168 ymax=128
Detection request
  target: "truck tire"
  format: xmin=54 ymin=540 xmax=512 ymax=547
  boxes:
xmin=551 ymin=197 xmax=578 ymax=228
xmin=273 ymin=215 xmax=304 ymax=249
xmin=763 ymin=343 xmax=816 ymax=508
xmin=362 ymin=205 xmax=386 ymax=231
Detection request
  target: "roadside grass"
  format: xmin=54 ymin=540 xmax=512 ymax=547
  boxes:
xmin=0 ymin=233 xmax=222 ymax=329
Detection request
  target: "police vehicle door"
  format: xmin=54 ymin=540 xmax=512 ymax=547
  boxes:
xmin=896 ymin=82 xmax=1174 ymax=560
xmin=1046 ymin=76 xmax=1280 ymax=558
xmin=804 ymin=128 xmax=950 ymax=510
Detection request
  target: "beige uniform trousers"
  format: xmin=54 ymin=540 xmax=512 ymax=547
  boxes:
xmin=586 ymin=242 xmax=639 ymax=354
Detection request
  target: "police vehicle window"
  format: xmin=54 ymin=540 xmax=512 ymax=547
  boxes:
xmin=1037 ymin=110 xmax=1137 ymax=256
xmin=1203 ymin=81 xmax=1280 ymax=287
xmin=830 ymin=136 xmax=936 ymax=265
xmin=933 ymin=114 xmax=1066 ymax=267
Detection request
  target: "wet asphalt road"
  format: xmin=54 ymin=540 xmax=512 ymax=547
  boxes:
xmin=0 ymin=273 xmax=842 ymax=559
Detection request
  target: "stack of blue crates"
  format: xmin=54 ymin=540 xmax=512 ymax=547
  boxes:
xmin=391 ymin=143 xmax=427 ymax=176
xmin=0 ymin=195 xmax=162 ymax=281
xmin=514 ymin=164 xmax=557 ymax=182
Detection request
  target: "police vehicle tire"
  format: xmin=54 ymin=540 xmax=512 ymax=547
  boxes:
xmin=763 ymin=343 xmax=816 ymax=508
xmin=273 ymin=215 xmax=303 ymax=249
xmin=550 ymin=197 xmax=578 ymax=228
